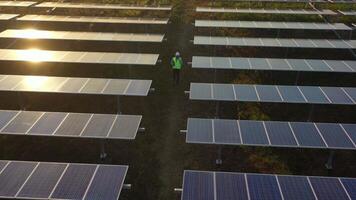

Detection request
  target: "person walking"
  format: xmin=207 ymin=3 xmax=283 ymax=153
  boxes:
xmin=170 ymin=52 xmax=183 ymax=85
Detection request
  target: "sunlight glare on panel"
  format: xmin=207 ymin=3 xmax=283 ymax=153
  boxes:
xmin=16 ymin=49 xmax=54 ymax=62
xmin=19 ymin=29 xmax=53 ymax=39
xmin=23 ymin=76 xmax=48 ymax=90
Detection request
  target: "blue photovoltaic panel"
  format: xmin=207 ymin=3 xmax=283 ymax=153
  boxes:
xmin=28 ymin=112 xmax=66 ymax=135
xmin=255 ymin=85 xmax=282 ymax=102
xmin=239 ymin=120 xmax=269 ymax=145
xmin=265 ymin=121 xmax=297 ymax=146
xmin=341 ymin=178 xmax=356 ymax=199
xmin=277 ymin=86 xmax=306 ymax=103
xmin=84 ymin=165 xmax=127 ymax=200
xmin=0 ymin=111 xmax=17 ymax=129
xmin=213 ymin=119 xmax=240 ymax=144
xmin=343 ymin=88 xmax=356 ymax=102
xmin=213 ymin=84 xmax=235 ymax=101
xmin=190 ymin=83 xmax=212 ymax=100
xmin=342 ymin=124 xmax=356 ymax=144
xmin=277 ymin=176 xmax=316 ymax=200
xmin=321 ymin=87 xmax=353 ymax=104
xmin=290 ymin=122 xmax=326 ymax=148
xmin=233 ymin=85 xmax=258 ymax=101
xmin=316 ymin=123 xmax=355 ymax=148
xmin=216 ymin=172 xmax=248 ymax=200
xmin=182 ymin=171 xmax=214 ymax=200
xmin=309 ymin=177 xmax=350 ymax=200
xmin=247 ymin=174 xmax=282 ymax=200
xmin=51 ymin=164 xmax=96 ymax=199
xmin=0 ymin=161 xmax=7 ymax=172
xmin=298 ymin=86 xmax=330 ymax=104
xmin=187 ymin=118 xmax=213 ymax=143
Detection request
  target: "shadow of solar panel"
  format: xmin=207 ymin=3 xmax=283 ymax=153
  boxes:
xmin=341 ymin=124 xmax=356 ymax=144
xmin=309 ymin=177 xmax=350 ymax=200
xmin=341 ymin=178 xmax=356 ymax=199
xmin=316 ymin=123 xmax=354 ymax=148
xmin=214 ymin=119 xmax=240 ymax=144
xmin=256 ymin=85 xmax=282 ymax=102
xmin=84 ymin=165 xmax=127 ymax=200
xmin=187 ymin=118 xmax=213 ymax=143
xmin=240 ymin=120 xmax=269 ymax=145
xmin=213 ymin=84 xmax=235 ymax=101
xmin=51 ymin=164 xmax=96 ymax=199
xmin=290 ymin=122 xmax=326 ymax=148
xmin=54 ymin=113 xmax=91 ymax=136
xmin=233 ymin=85 xmax=258 ymax=101
xmin=28 ymin=112 xmax=66 ymax=135
xmin=107 ymin=115 xmax=141 ymax=139
xmin=321 ymin=87 xmax=353 ymax=104
xmin=216 ymin=172 xmax=247 ymax=200
xmin=182 ymin=171 xmax=214 ymax=200
xmin=190 ymin=83 xmax=212 ymax=100
xmin=265 ymin=121 xmax=297 ymax=146
xmin=0 ymin=110 xmax=17 ymax=130
xmin=247 ymin=174 xmax=282 ymax=200
xmin=0 ymin=161 xmax=36 ymax=197
xmin=81 ymin=114 xmax=115 ymax=137
xmin=2 ymin=111 xmax=43 ymax=134
xmin=277 ymin=176 xmax=315 ymax=200
xmin=299 ymin=86 xmax=330 ymax=104
xmin=277 ymin=86 xmax=306 ymax=103
xmin=17 ymin=163 xmax=66 ymax=198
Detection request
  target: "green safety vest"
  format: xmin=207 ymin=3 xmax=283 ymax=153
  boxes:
xmin=172 ymin=57 xmax=183 ymax=70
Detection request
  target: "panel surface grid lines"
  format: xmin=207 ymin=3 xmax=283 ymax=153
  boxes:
xmin=190 ymin=83 xmax=356 ymax=105
xmin=196 ymin=7 xmax=336 ymax=15
xmin=182 ymin=171 xmax=356 ymax=200
xmin=0 ymin=75 xmax=151 ymax=96
xmin=186 ymin=118 xmax=356 ymax=150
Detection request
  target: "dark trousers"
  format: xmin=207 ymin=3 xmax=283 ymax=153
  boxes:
xmin=172 ymin=69 xmax=180 ymax=85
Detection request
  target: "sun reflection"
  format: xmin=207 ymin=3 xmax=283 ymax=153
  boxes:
xmin=19 ymin=29 xmax=52 ymax=39
xmin=17 ymin=49 xmax=53 ymax=62
xmin=23 ymin=76 xmax=48 ymax=89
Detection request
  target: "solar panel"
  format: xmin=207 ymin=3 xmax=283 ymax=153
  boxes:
xmin=17 ymin=15 xmax=169 ymax=25
xmin=196 ymin=7 xmax=337 ymax=15
xmin=0 ymin=29 xmax=164 ymax=42
xmin=190 ymin=83 xmax=356 ymax=105
xmin=35 ymin=2 xmax=172 ymax=11
xmin=195 ymin=20 xmax=351 ymax=31
xmin=0 ymin=14 xmax=18 ymax=20
xmin=182 ymin=170 xmax=355 ymax=200
xmin=0 ymin=160 xmax=128 ymax=200
xmin=194 ymin=36 xmax=356 ymax=49
xmin=186 ymin=118 xmax=356 ymax=150
xmin=0 ymin=110 xmax=141 ymax=139
xmin=0 ymin=49 xmax=159 ymax=65
xmin=339 ymin=10 xmax=356 ymax=15
xmin=0 ymin=1 xmax=36 ymax=7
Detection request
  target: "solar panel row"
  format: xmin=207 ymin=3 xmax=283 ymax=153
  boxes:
xmin=190 ymin=83 xmax=356 ymax=105
xmin=17 ymin=15 xmax=169 ymax=25
xmin=196 ymin=7 xmax=337 ymax=15
xmin=0 ymin=14 xmax=18 ymax=20
xmin=195 ymin=20 xmax=351 ymax=30
xmin=192 ymin=56 xmax=356 ymax=73
xmin=0 ymin=160 xmax=127 ymax=200
xmin=339 ymin=10 xmax=356 ymax=15
xmin=182 ymin=170 xmax=356 ymax=200
xmin=0 ymin=29 xmax=164 ymax=42
xmin=35 ymin=2 xmax=172 ymax=11
xmin=0 ymin=49 xmax=159 ymax=65
xmin=187 ymin=118 xmax=356 ymax=149
xmin=194 ymin=36 xmax=356 ymax=49
xmin=0 ymin=110 xmax=141 ymax=139
xmin=0 ymin=1 xmax=36 ymax=7
xmin=0 ymin=75 xmax=152 ymax=96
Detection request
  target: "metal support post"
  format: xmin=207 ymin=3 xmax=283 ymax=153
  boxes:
xmin=295 ymin=71 xmax=300 ymax=85
xmin=216 ymin=146 xmax=222 ymax=165
xmin=100 ymin=140 xmax=107 ymax=161
xmin=325 ymin=150 xmax=335 ymax=170
xmin=117 ymin=96 xmax=121 ymax=114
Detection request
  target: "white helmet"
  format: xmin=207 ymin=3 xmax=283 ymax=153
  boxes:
xmin=175 ymin=52 xmax=180 ymax=57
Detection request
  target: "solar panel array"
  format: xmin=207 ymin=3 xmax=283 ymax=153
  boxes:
xmin=0 ymin=110 xmax=142 ymax=139
xmin=194 ymin=36 xmax=356 ymax=49
xmin=35 ymin=2 xmax=172 ymax=11
xmin=0 ymin=160 xmax=128 ymax=200
xmin=196 ymin=7 xmax=337 ymax=15
xmin=182 ymin=170 xmax=356 ymax=200
xmin=192 ymin=56 xmax=356 ymax=73
xmin=0 ymin=29 xmax=164 ymax=42
xmin=0 ymin=14 xmax=18 ymax=20
xmin=0 ymin=1 xmax=36 ymax=7
xmin=195 ymin=20 xmax=351 ymax=31
xmin=190 ymin=83 xmax=356 ymax=105
xmin=187 ymin=118 xmax=356 ymax=150
xmin=0 ymin=49 xmax=159 ymax=65
xmin=0 ymin=75 xmax=152 ymax=96
xmin=17 ymin=15 xmax=169 ymax=25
